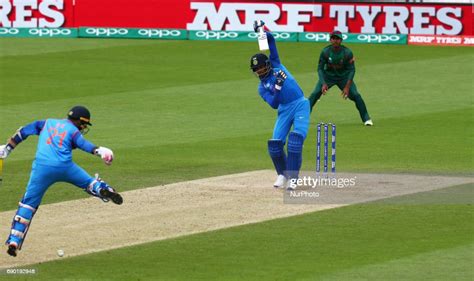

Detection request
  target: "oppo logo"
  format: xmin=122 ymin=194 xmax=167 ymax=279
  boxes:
xmin=248 ymin=32 xmax=292 ymax=39
xmin=357 ymin=34 xmax=401 ymax=43
xmin=304 ymin=33 xmax=348 ymax=41
xmin=85 ymin=28 xmax=128 ymax=36
xmin=248 ymin=32 xmax=259 ymax=39
xmin=29 ymin=28 xmax=71 ymax=37
xmin=138 ymin=29 xmax=182 ymax=38
xmin=0 ymin=28 xmax=19 ymax=35
xmin=195 ymin=31 xmax=238 ymax=39
xmin=273 ymin=32 xmax=291 ymax=39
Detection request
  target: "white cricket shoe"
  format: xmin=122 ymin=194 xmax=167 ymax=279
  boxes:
xmin=364 ymin=119 xmax=373 ymax=126
xmin=273 ymin=175 xmax=287 ymax=188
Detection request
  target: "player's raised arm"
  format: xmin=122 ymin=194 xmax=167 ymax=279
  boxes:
xmin=266 ymin=32 xmax=281 ymax=67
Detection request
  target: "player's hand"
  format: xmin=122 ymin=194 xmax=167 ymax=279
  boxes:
xmin=275 ymin=70 xmax=287 ymax=91
xmin=0 ymin=145 xmax=8 ymax=159
xmin=322 ymin=84 xmax=328 ymax=95
xmin=341 ymin=87 xmax=349 ymax=100
xmin=253 ymin=20 xmax=265 ymax=32
xmin=0 ymin=144 xmax=11 ymax=159
xmin=95 ymin=146 xmax=114 ymax=165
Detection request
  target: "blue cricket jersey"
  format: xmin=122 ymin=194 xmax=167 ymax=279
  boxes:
xmin=19 ymin=119 xmax=96 ymax=167
xmin=258 ymin=32 xmax=304 ymax=109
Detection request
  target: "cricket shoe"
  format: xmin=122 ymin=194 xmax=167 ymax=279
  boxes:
xmin=7 ymin=242 xmax=18 ymax=257
xmin=99 ymin=187 xmax=123 ymax=205
xmin=273 ymin=175 xmax=287 ymax=188
xmin=364 ymin=119 xmax=373 ymax=126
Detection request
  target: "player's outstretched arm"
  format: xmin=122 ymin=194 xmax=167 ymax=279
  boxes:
xmin=0 ymin=120 xmax=45 ymax=159
xmin=73 ymin=133 xmax=114 ymax=165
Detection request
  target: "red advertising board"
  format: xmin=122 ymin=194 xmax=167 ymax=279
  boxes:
xmin=0 ymin=0 xmax=74 ymax=27
xmin=408 ymin=35 xmax=474 ymax=46
xmin=186 ymin=1 xmax=472 ymax=35
xmin=1 ymin=0 xmax=472 ymax=35
xmin=74 ymin=0 xmax=190 ymax=29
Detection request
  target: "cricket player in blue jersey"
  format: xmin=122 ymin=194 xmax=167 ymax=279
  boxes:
xmin=251 ymin=21 xmax=310 ymax=190
xmin=0 ymin=106 xmax=123 ymax=257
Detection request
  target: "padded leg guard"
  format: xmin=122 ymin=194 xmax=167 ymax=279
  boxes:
xmin=268 ymin=139 xmax=287 ymax=176
xmin=287 ymin=132 xmax=304 ymax=181
xmin=6 ymin=202 xmax=37 ymax=250
xmin=86 ymin=178 xmax=103 ymax=197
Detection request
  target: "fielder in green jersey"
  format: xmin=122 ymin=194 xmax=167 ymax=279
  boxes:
xmin=308 ymin=30 xmax=373 ymax=126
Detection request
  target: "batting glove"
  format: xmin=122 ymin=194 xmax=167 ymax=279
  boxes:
xmin=95 ymin=146 xmax=114 ymax=165
xmin=253 ymin=20 xmax=265 ymax=32
xmin=0 ymin=144 xmax=13 ymax=159
xmin=275 ymin=70 xmax=287 ymax=91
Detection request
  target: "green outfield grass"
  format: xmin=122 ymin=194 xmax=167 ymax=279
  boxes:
xmin=0 ymin=39 xmax=472 ymax=210
xmin=0 ymin=38 xmax=472 ymax=280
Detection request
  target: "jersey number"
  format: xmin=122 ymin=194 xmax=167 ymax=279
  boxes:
xmin=46 ymin=124 xmax=67 ymax=147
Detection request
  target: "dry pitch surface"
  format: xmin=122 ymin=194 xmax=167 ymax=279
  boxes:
xmin=0 ymin=170 xmax=472 ymax=268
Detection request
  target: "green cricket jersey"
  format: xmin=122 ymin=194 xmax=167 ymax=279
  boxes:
xmin=318 ymin=45 xmax=355 ymax=83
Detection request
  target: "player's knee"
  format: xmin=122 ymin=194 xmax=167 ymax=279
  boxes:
xmin=15 ymin=203 xmax=36 ymax=225
xmin=287 ymin=132 xmax=304 ymax=154
xmin=268 ymin=139 xmax=284 ymax=157
xmin=16 ymin=207 xmax=34 ymax=223
xmin=292 ymin=127 xmax=308 ymax=139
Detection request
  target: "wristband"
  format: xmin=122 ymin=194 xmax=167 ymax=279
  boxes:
xmin=5 ymin=143 xmax=14 ymax=153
